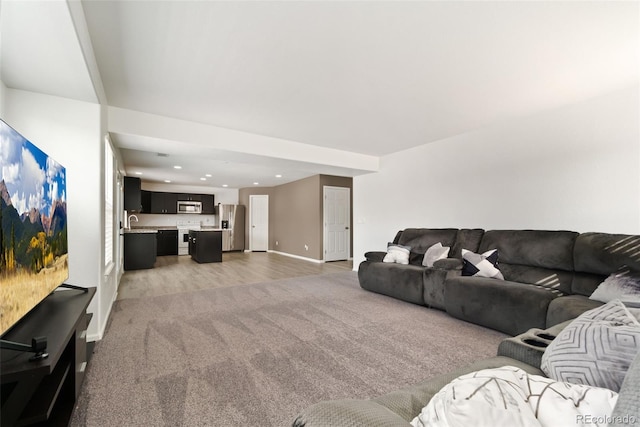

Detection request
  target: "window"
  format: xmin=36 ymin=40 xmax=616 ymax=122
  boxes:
xmin=104 ymin=136 xmax=114 ymax=268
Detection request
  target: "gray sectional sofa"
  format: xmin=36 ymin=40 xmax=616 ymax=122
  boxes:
xmin=293 ymin=228 xmax=640 ymax=426
xmin=293 ymin=320 xmax=640 ymax=426
xmin=359 ymin=228 xmax=639 ymax=335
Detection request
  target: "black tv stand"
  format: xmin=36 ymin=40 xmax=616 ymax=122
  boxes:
xmin=1 ymin=287 xmax=95 ymax=426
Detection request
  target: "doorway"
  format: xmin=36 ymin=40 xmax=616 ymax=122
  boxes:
xmin=249 ymin=195 xmax=269 ymax=251
xmin=323 ymin=186 xmax=350 ymax=261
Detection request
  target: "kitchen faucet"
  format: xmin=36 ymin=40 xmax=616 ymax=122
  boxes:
xmin=127 ymin=214 xmax=138 ymax=229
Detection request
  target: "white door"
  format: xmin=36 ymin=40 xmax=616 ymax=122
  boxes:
xmin=250 ymin=195 xmax=269 ymax=251
xmin=324 ymin=186 xmax=350 ymax=261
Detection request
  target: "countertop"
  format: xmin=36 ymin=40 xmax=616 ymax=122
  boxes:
xmin=121 ymin=228 xmax=158 ymax=234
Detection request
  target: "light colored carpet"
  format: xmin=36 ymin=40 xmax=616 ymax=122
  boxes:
xmin=71 ymin=272 xmax=506 ymax=426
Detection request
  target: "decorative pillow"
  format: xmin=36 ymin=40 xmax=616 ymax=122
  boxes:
xmin=461 ymin=249 xmax=504 ymax=280
xmin=422 ymin=242 xmax=450 ymax=267
xmin=541 ymin=299 xmax=640 ymax=392
xmin=590 ymin=268 xmax=640 ymax=304
xmin=410 ymin=366 xmax=618 ymax=427
xmin=382 ymin=243 xmax=411 ymax=265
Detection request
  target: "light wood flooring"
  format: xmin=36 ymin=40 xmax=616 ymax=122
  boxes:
xmin=117 ymin=251 xmax=354 ymax=300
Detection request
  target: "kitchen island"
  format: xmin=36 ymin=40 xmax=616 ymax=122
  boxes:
xmin=123 ymin=229 xmax=157 ymax=270
xmin=188 ymin=230 xmax=222 ymax=263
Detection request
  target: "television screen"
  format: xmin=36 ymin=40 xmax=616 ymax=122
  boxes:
xmin=0 ymin=119 xmax=68 ymax=336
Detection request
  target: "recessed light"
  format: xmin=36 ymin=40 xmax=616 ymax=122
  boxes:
xmin=200 ymin=177 xmax=206 ymax=181
xmin=275 ymin=174 xmax=282 ymax=178
xmin=134 ymin=172 xmax=142 ymax=175
xmin=205 ymin=174 xmax=212 ymax=177
xmin=253 ymin=182 xmax=259 ymax=185
xmin=173 ymin=165 xmax=182 ymax=169
xmin=222 ymin=184 xmax=228 ymax=188
xmin=164 ymin=180 xmax=171 ymax=183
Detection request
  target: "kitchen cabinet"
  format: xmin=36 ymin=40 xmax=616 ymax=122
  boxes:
xmin=157 ymin=229 xmax=178 ymax=256
xmin=188 ymin=230 xmax=222 ymax=263
xmin=124 ymin=176 xmax=142 ymax=212
xmin=124 ymin=231 xmax=157 ymax=270
xmin=150 ymin=192 xmax=178 ymax=214
xmin=200 ymin=194 xmax=215 ymax=214
xmin=141 ymin=190 xmax=151 ymax=213
xmin=177 ymin=193 xmax=201 ymax=201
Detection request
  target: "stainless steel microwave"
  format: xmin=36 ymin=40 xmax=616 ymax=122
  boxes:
xmin=177 ymin=200 xmax=202 ymax=214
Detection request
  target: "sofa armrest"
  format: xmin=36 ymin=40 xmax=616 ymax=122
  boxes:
xmin=497 ymin=320 xmax=573 ymax=369
xmin=432 ymin=258 xmax=462 ymax=270
xmin=292 ymin=399 xmax=411 ymax=427
xmin=364 ymin=251 xmax=387 ymax=263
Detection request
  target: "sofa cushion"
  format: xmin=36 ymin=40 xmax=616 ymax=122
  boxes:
xmin=450 ymin=228 xmax=484 ymax=259
xmin=546 ymin=295 xmax=603 ymax=327
xmin=541 ymin=300 xmax=640 ymax=392
xmin=574 ymin=233 xmax=640 ymax=276
xmin=590 ymin=268 xmax=640 ymax=304
xmin=358 ymin=261 xmax=425 ymax=306
xmin=479 ymin=230 xmax=578 ymax=271
xmin=397 ymin=229 xmax=459 ymax=265
xmin=445 ymin=277 xmax=558 ymax=336
xmin=461 ymin=249 xmax=504 ymax=279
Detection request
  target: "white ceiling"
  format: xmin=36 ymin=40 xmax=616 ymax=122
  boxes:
xmin=1 ymin=0 xmax=638 ymax=188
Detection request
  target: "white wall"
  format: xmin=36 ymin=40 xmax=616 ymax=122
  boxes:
xmin=354 ymin=85 xmax=640 ymax=265
xmin=0 ymin=80 xmax=6 ymax=117
xmin=5 ymin=88 xmax=108 ymax=341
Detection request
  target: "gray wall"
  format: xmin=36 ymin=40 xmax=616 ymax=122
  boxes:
xmin=239 ymin=174 xmax=353 ymax=261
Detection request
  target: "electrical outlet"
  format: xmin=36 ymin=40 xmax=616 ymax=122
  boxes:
xmin=276 ymin=241 xmax=279 ymax=246
xmin=304 ymin=244 xmax=309 ymax=251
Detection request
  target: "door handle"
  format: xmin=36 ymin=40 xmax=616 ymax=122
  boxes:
xmin=345 ymin=227 xmax=349 ymax=230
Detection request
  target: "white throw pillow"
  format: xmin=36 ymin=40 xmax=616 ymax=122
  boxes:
xmin=422 ymin=242 xmax=450 ymax=267
xmin=410 ymin=366 xmax=618 ymax=427
xmin=382 ymin=243 xmax=411 ymax=265
xmin=590 ymin=268 xmax=640 ymax=304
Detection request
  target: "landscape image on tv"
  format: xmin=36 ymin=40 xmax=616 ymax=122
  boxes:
xmin=0 ymin=119 xmax=68 ymax=336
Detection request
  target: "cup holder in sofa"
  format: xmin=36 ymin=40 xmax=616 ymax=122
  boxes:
xmin=522 ymin=338 xmax=549 ymax=348
xmin=535 ymin=333 xmax=556 ymax=341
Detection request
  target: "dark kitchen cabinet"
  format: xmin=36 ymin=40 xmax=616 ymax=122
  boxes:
xmin=124 ymin=232 xmax=157 ymax=270
xmin=200 ymin=194 xmax=215 ymax=214
xmin=177 ymin=193 xmax=201 ymax=201
xmin=150 ymin=192 xmax=178 ymax=214
xmin=141 ymin=190 xmax=151 ymax=213
xmin=188 ymin=230 xmax=222 ymax=263
xmin=157 ymin=229 xmax=178 ymax=256
xmin=124 ymin=176 xmax=142 ymax=212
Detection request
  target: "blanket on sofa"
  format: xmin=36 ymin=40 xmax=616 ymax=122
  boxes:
xmin=410 ymin=366 xmax=618 ymax=427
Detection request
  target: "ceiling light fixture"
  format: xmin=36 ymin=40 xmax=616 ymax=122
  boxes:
xmin=134 ymin=171 xmax=142 ymax=175
xmin=275 ymin=174 xmax=282 ymax=178
xmin=253 ymin=182 xmax=259 ymax=185
xmin=205 ymin=174 xmax=212 ymax=177
xmin=173 ymin=165 xmax=182 ymax=169
xmin=222 ymin=184 xmax=228 ymax=188
xmin=200 ymin=177 xmax=206 ymax=181
xmin=164 ymin=180 xmax=171 ymax=183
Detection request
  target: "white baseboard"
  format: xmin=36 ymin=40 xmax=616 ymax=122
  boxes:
xmin=267 ymin=250 xmax=324 ymax=264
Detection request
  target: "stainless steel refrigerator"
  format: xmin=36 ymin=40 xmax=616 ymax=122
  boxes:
xmin=218 ymin=204 xmax=245 ymax=251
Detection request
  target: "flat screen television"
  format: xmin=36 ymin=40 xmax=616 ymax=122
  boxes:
xmin=0 ymin=119 xmax=68 ymax=337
